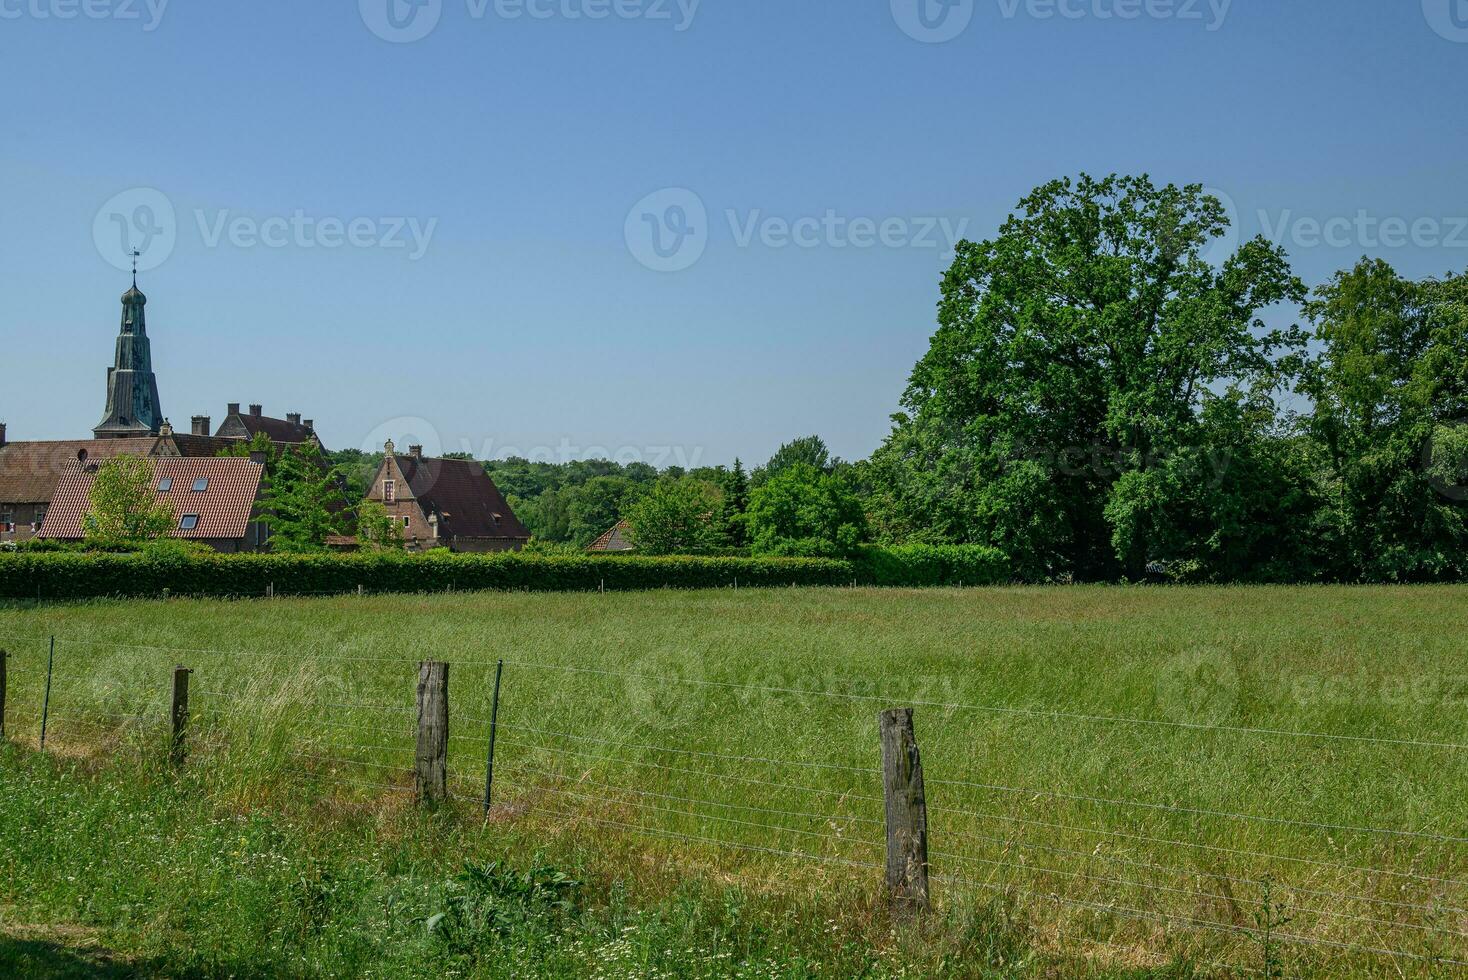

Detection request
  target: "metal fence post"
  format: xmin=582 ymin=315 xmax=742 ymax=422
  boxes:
xmin=484 ymin=659 xmax=504 ymax=815
xmin=415 ymin=661 xmax=449 ymax=805
xmin=879 ymin=707 xmax=930 ymax=914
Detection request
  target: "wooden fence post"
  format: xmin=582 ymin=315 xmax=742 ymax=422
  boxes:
xmin=0 ymin=648 xmax=7 ymax=740
xmin=879 ymin=707 xmax=930 ymax=914
xmin=416 ymin=661 xmax=449 ymax=805
xmin=170 ymin=666 xmax=191 ymax=766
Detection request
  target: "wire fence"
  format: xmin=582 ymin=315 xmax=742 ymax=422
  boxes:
xmin=0 ymin=628 xmax=1465 ymax=976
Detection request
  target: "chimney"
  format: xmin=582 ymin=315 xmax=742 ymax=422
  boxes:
xmin=249 ymin=404 xmax=263 ymax=418
xmin=303 ymin=419 xmax=314 ymax=432
xmin=249 ymin=450 xmax=269 ymax=466
xmin=286 ymin=413 xmax=302 ymax=426
xmin=409 ymin=444 xmax=424 ymax=459
xmin=227 ymin=402 xmax=240 ymax=416
xmin=191 ymin=415 xmax=211 ymax=436
xmin=0 ymin=422 xmax=6 ymax=447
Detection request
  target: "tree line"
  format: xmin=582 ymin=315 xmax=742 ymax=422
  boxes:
xmin=42 ymin=173 xmax=1468 ymax=580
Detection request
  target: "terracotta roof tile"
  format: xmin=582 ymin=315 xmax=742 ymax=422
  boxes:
xmin=587 ymin=520 xmax=636 ymax=552
xmin=39 ymin=456 xmax=264 ymax=541
xmin=0 ymin=439 xmax=162 ymax=504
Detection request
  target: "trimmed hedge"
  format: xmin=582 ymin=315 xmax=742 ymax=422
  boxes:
xmin=0 ymin=545 xmax=1010 ymax=600
xmin=853 ymin=544 xmax=1010 ymax=587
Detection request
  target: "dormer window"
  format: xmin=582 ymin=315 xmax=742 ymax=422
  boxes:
xmin=158 ymin=477 xmax=173 ymax=492
xmin=384 ymin=479 xmax=396 ymax=503
xmin=192 ymin=478 xmax=209 ymax=492
xmin=179 ymin=515 xmax=199 ymax=530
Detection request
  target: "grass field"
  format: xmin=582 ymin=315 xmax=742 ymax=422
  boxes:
xmin=1 ymin=585 xmax=1466 ymax=977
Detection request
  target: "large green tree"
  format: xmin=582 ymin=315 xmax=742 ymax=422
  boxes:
xmin=752 ymin=436 xmax=832 ymax=488
xmin=257 ymin=440 xmax=350 ymax=552
xmin=871 ymin=174 xmax=1308 ymax=580
xmin=1300 ymin=260 xmax=1468 ymax=580
xmin=83 ymin=455 xmax=175 ymax=544
xmin=623 ymin=477 xmax=725 ymax=554
xmin=745 ymin=462 xmax=867 ymax=558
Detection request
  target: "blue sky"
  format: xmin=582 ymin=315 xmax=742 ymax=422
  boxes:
xmin=2 ymin=0 xmax=1465 ymax=467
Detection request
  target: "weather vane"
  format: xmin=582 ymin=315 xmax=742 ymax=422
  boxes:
xmin=130 ymin=247 xmax=140 ymax=287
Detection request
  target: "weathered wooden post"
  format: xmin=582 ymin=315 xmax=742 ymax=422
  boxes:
xmin=416 ymin=661 xmax=449 ymax=805
xmin=879 ymin=707 xmax=930 ymax=914
xmin=0 ymin=648 xmax=8 ymax=740
xmin=170 ymin=666 xmax=191 ymax=766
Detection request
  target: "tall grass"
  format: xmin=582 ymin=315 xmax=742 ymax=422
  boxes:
xmin=2 ymin=585 xmax=1466 ymax=976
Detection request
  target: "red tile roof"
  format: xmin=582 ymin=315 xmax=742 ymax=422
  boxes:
xmin=0 ymin=438 xmax=161 ymax=504
xmin=587 ymin=520 xmax=636 ymax=552
xmin=391 ymin=455 xmax=529 ymax=542
xmin=39 ymin=456 xmax=264 ymax=541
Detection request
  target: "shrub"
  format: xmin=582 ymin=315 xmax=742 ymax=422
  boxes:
xmin=0 ymin=545 xmax=1010 ymax=599
xmin=854 ymin=544 xmax=1010 ymax=587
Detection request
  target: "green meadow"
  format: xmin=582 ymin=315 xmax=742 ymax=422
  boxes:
xmin=1 ymin=585 xmax=1465 ymax=977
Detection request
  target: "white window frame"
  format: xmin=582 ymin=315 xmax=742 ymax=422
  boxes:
xmin=383 ymin=479 xmax=396 ymax=503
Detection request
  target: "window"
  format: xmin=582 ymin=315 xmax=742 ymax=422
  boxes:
xmin=1 ymin=512 xmax=12 ymax=533
xmin=32 ymin=505 xmax=47 ymax=532
xmin=383 ymin=479 xmax=396 ymax=503
xmin=192 ymin=477 xmax=209 ymax=492
xmin=403 ymin=516 xmax=411 ymax=529
xmin=179 ymin=515 xmax=199 ymax=531
xmin=158 ymin=477 xmax=173 ymax=492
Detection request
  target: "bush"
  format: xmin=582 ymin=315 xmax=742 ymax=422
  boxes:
xmin=0 ymin=551 xmax=854 ymax=599
xmin=0 ymin=546 xmax=1010 ymax=599
xmin=853 ymin=544 xmax=1010 ymax=587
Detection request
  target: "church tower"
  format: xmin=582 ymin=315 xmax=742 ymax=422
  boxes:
xmin=94 ymin=265 xmax=165 ymax=439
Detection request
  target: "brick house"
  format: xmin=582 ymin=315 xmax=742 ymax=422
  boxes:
xmin=0 ymin=424 xmax=238 ymax=546
xmin=364 ymin=441 xmax=529 ymax=552
xmin=38 ymin=456 xmax=268 ymax=552
xmin=211 ymin=403 xmax=322 ymax=447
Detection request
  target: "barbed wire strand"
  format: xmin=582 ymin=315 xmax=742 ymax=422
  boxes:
xmin=932 ymin=871 xmax=1468 ymax=967
xmin=930 ymin=800 xmax=1468 ymax=891
xmin=935 ymin=819 xmax=1468 ymax=917
xmin=11 ymin=631 xmax=1466 ymax=751
xmin=928 ymin=776 xmax=1468 ymax=843
xmin=930 ymin=848 xmax=1466 ymax=939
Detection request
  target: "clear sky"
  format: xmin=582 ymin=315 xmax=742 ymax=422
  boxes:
xmin=2 ymin=0 xmax=1465 ymax=467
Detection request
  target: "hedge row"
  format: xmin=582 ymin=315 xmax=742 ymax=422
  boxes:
xmin=853 ymin=544 xmax=1011 ymax=587
xmin=0 ymin=545 xmax=1010 ymax=600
